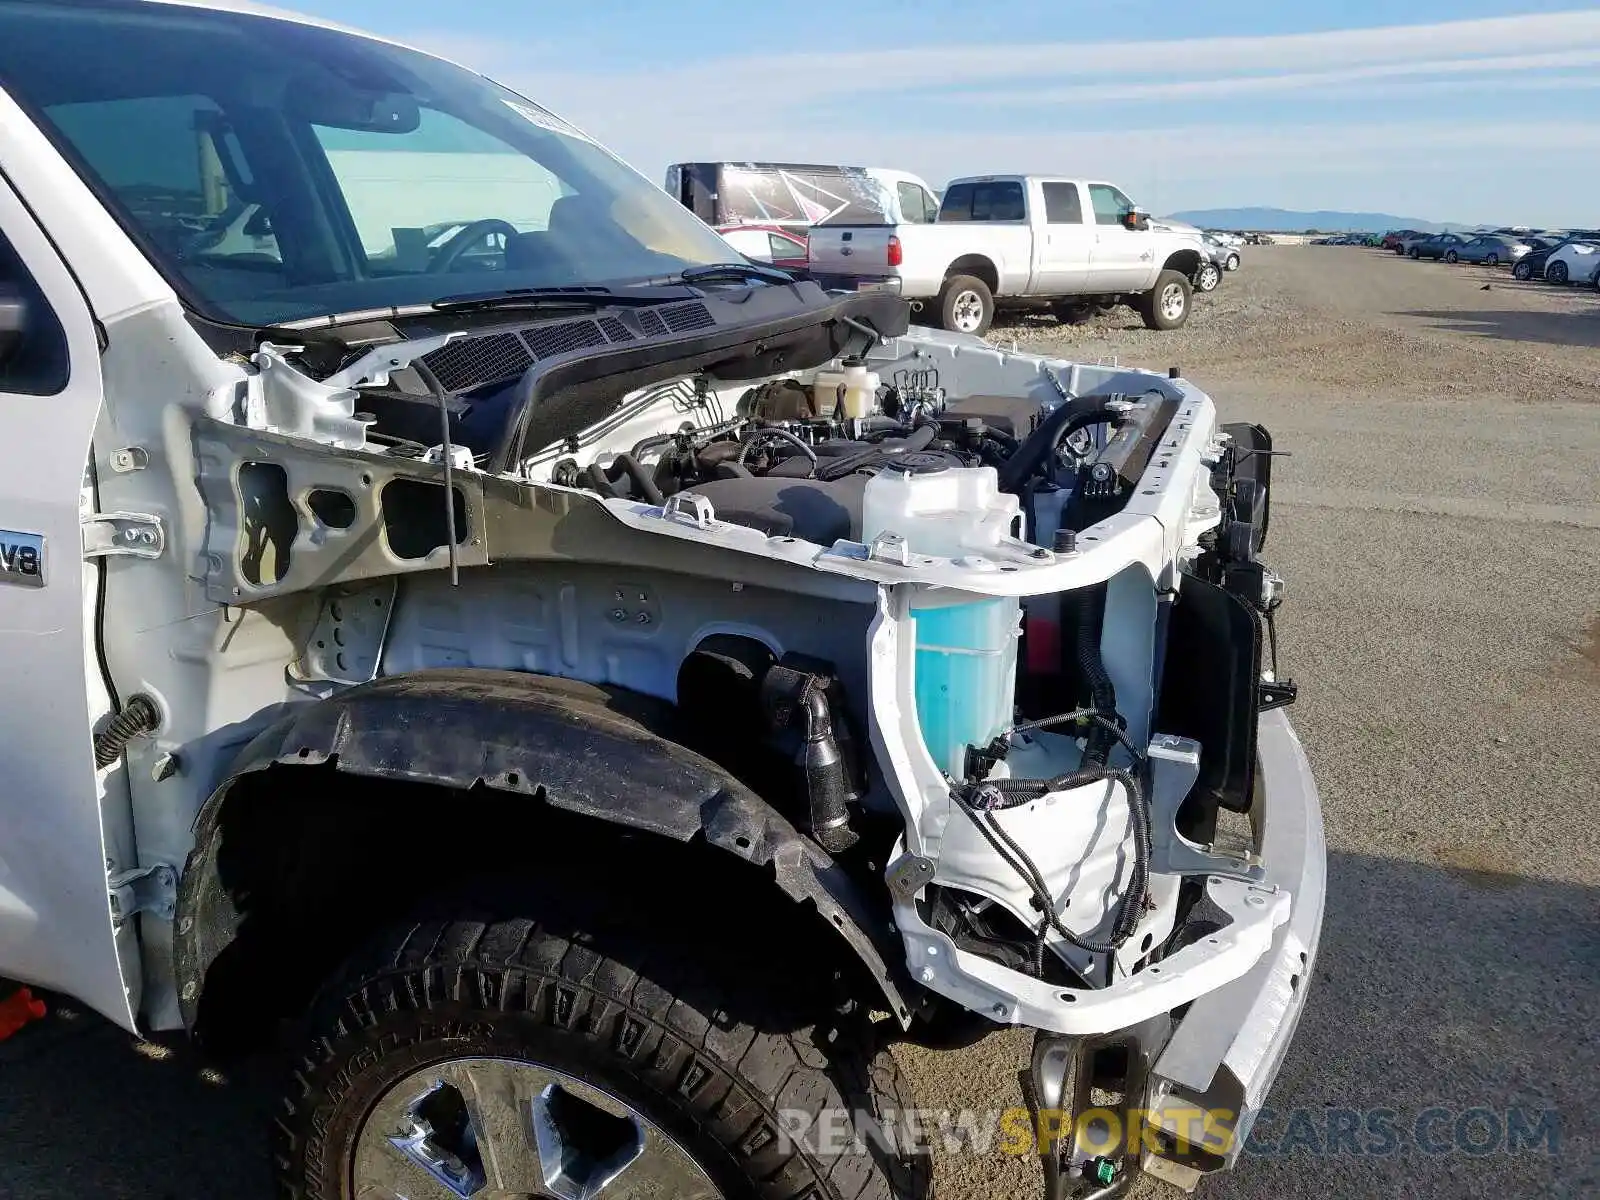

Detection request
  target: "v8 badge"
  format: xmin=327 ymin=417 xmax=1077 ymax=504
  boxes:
xmin=0 ymin=530 xmax=45 ymax=588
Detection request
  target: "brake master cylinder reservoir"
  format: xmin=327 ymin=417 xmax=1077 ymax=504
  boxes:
xmin=861 ymin=458 xmax=1023 ymax=776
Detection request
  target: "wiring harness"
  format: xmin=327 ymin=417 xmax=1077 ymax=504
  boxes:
xmin=951 ymin=708 xmax=1153 ymax=976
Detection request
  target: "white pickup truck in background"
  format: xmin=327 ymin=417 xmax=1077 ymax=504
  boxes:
xmin=807 ymin=175 xmax=1209 ymax=335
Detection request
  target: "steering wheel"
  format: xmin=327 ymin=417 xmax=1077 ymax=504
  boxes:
xmin=738 ymin=428 xmax=819 ymax=476
xmin=428 ymin=218 xmax=520 ymax=273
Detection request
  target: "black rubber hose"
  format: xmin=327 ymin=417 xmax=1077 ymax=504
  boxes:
xmin=586 ymin=453 xmax=664 ymax=504
xmin=1060 ymin=585 xmax=1117 ymax=765
xmin=996 ymin=397 xmax=1124 ymax=493
xmin=93 ymin=694 xmax=160 ymax=769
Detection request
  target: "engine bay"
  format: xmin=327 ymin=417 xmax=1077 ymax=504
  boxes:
xmin=222 ymin=298 xmax=1294 ymax=1036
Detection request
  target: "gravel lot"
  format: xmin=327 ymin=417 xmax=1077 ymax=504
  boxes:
xmin=1 ymin=248 xmax=1596 ymax=1200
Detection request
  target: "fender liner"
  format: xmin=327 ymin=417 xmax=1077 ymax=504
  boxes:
xmin=175 ymin=668 xmax=913 ymax=1029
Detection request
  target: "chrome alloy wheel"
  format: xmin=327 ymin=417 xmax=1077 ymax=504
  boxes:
xmin=1159 ymin=282 xmax=1186 ymax=321
xmin=353 ymin=1057 xmax=723 ymax=1200
xmin=950 ymin=288 xmax=986 ymax=332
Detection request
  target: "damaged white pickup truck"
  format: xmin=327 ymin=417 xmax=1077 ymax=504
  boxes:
xmin=0 ymin=3 xmax=1324 ymax=1199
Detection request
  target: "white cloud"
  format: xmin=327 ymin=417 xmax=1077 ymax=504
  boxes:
xmin=405 ymin=12 xmax=1600 ymax=226
xmin=955 ymin=49 xmax=1600 ymax=106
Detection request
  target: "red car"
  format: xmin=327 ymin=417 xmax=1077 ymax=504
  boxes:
xmin=715 ymin=223 xmax=809 ymax=271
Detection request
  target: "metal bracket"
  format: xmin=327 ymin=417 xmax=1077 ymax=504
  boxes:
xmin=82 ymin=512 xmax=165 ymax=560
xmin=1258 ymin=679 xmax=1298 ymax=711
xmin=868 ymin=531 xmax=910 ymax=566
xmin=1146 ymin=735 xmax=1264 ymax=882
xmin=108 ymin=862 xmax=178 ymax=925
xmin=291 ymin=579 xmax=397 ymax=685
xmin=885 ymin=853 xmax=936 ymax=899
xmin=663 ymin=492 xmax=716 ymax=529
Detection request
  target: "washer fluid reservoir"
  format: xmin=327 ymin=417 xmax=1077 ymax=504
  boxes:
xmin=861 ymin=457 xmax=1026 ymax=777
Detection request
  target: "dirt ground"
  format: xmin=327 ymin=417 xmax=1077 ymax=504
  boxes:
xmin=1 ymin=248 xmax=1596 ymax=1200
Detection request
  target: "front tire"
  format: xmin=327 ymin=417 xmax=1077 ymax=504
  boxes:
xmin=1139 ymin=269 xmax=1192 ymax=330
xmin=1548 ymin=261 xmax=1569 ymax=285
xmin=938 ymin=274 xmax=994 ymax=335
xmin=1224 ymin=253 xmax=1240 ymax=271
xmin=275 ymin=914 xmax=928 ymax=1200
xmin=1195 ymin=261 xmax=1221 ymax=292
xmin=1513 ymin=259 xmax=1533 ymax=280
xmin=1485 ymin=253 xmax=1499 ymax=266
xmin=1444 ymin=250 xmax=1459 ymax=263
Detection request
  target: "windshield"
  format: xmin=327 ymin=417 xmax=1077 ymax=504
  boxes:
xmin=0 ymin=1 xmax=737 ymax=326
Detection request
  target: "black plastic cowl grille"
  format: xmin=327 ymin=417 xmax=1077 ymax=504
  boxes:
xmin=416 ymin=304 xmax=708 ymax=392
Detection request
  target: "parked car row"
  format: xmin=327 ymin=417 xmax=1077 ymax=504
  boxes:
xmin=1382 ymin=225 xmax=1600 ymax=285
xmin=1510 ymin=232 xmax=1600 ymax=285
xmin=1311 ymin=233 xmax=1382 ymax=246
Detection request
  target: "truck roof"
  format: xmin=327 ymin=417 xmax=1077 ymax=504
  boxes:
xmin=127 ymin=0 xmax=458 ymax=68
xmin=944 ymin=175 xmax=1119 ymax=187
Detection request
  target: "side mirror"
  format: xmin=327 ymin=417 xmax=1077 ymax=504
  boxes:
xmin=1122 ymin=210 xmax=1150 ymax=231
xmin=0 ymin=284 xmax=27 ymax=369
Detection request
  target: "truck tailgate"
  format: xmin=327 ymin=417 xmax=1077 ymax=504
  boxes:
xmin=806 ymin=224 xmax=900 ymax=278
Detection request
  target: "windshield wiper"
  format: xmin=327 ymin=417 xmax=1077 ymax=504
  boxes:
xmin=672 ymin=262 xmax=801 ymax=286
xmin=432 ymin=286 xmax=684 ymax=313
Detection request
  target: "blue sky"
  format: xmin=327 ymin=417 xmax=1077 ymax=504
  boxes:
xmin=285 ymin=1 xmax=1600 ymax=226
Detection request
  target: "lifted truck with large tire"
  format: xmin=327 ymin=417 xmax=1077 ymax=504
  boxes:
xmin=806 ymin=176 xmax=1212 ymax=336
xmin=0 ymin=3 xmax=1324 ymax=1198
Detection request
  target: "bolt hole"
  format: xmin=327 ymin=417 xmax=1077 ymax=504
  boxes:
xmin=734 ymin=835 xmax=751 ymax=850
xmin=1059 ymin=992 xmax=1077 ymax=1003
xmin=1140 ymin=933 xmax=1153 ymax=952
xmin=507 ymin=772 xmax=521 ymax=788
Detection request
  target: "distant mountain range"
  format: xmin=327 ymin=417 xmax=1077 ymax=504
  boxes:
xmin=1167 ymin=207 xmax=1452 ymax=233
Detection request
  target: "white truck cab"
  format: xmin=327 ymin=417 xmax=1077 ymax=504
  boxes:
xmin=0 ymin=4 xmax=1323 ymax=1199
xmin=808 ymin=174 xmax=1209 ymax=336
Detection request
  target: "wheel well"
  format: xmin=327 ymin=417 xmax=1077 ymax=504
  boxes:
xmin=1163 ymin=248 xmax=1202 ymax=276
xmin=185 ymin=766 xmax=894 ymax=1056
xmin=944 ymin=256 xmax=999 ymax=294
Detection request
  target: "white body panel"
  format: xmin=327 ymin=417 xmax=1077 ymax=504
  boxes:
xmin=0 ymin=138 xmax=135 ymax=1028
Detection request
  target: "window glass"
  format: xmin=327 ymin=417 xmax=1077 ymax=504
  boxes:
xmin=1088 ymin=184 xmax=1135 ymax=226
xmin=48 ymin=94 xmax=284 ymax=269
xmin=0 ymin=231 xmax=69 ymax=396
xmin=938 ymin=181 xmax=1025 ymax=222
xmin=312 ymin=109 xmax=568 ymax=271
xmin=1041 ymin=182 xmax=1083 ymax=224
xmin=0 ymin=0 xmax=737 ymax=326
xmin=768 ymin=233 xmax=800 ymax=260
xmin=896 ymin=182 xmax=925 ymax=224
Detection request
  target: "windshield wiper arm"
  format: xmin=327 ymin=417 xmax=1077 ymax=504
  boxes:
xmin=433 ymin=286 xmax=685 ymax=313
xmin=674 ymin=262 xmax=801 ymax=286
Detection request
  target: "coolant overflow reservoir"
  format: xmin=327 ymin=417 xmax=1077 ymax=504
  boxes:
xmin=861 ymin=460 xmax=1025 ymax=561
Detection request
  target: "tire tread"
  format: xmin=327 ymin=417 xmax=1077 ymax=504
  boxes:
xmin=274 ymin=914 xmax=927 ymax=1200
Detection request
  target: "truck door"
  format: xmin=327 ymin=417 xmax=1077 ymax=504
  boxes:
xmin=1087 ymin=182 xmax=1154 ymax=289
xmin=1031 ymin=181 xmax=1093 ymax=293
xmin=0 ymin=176 xmax=139 ymax=1030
